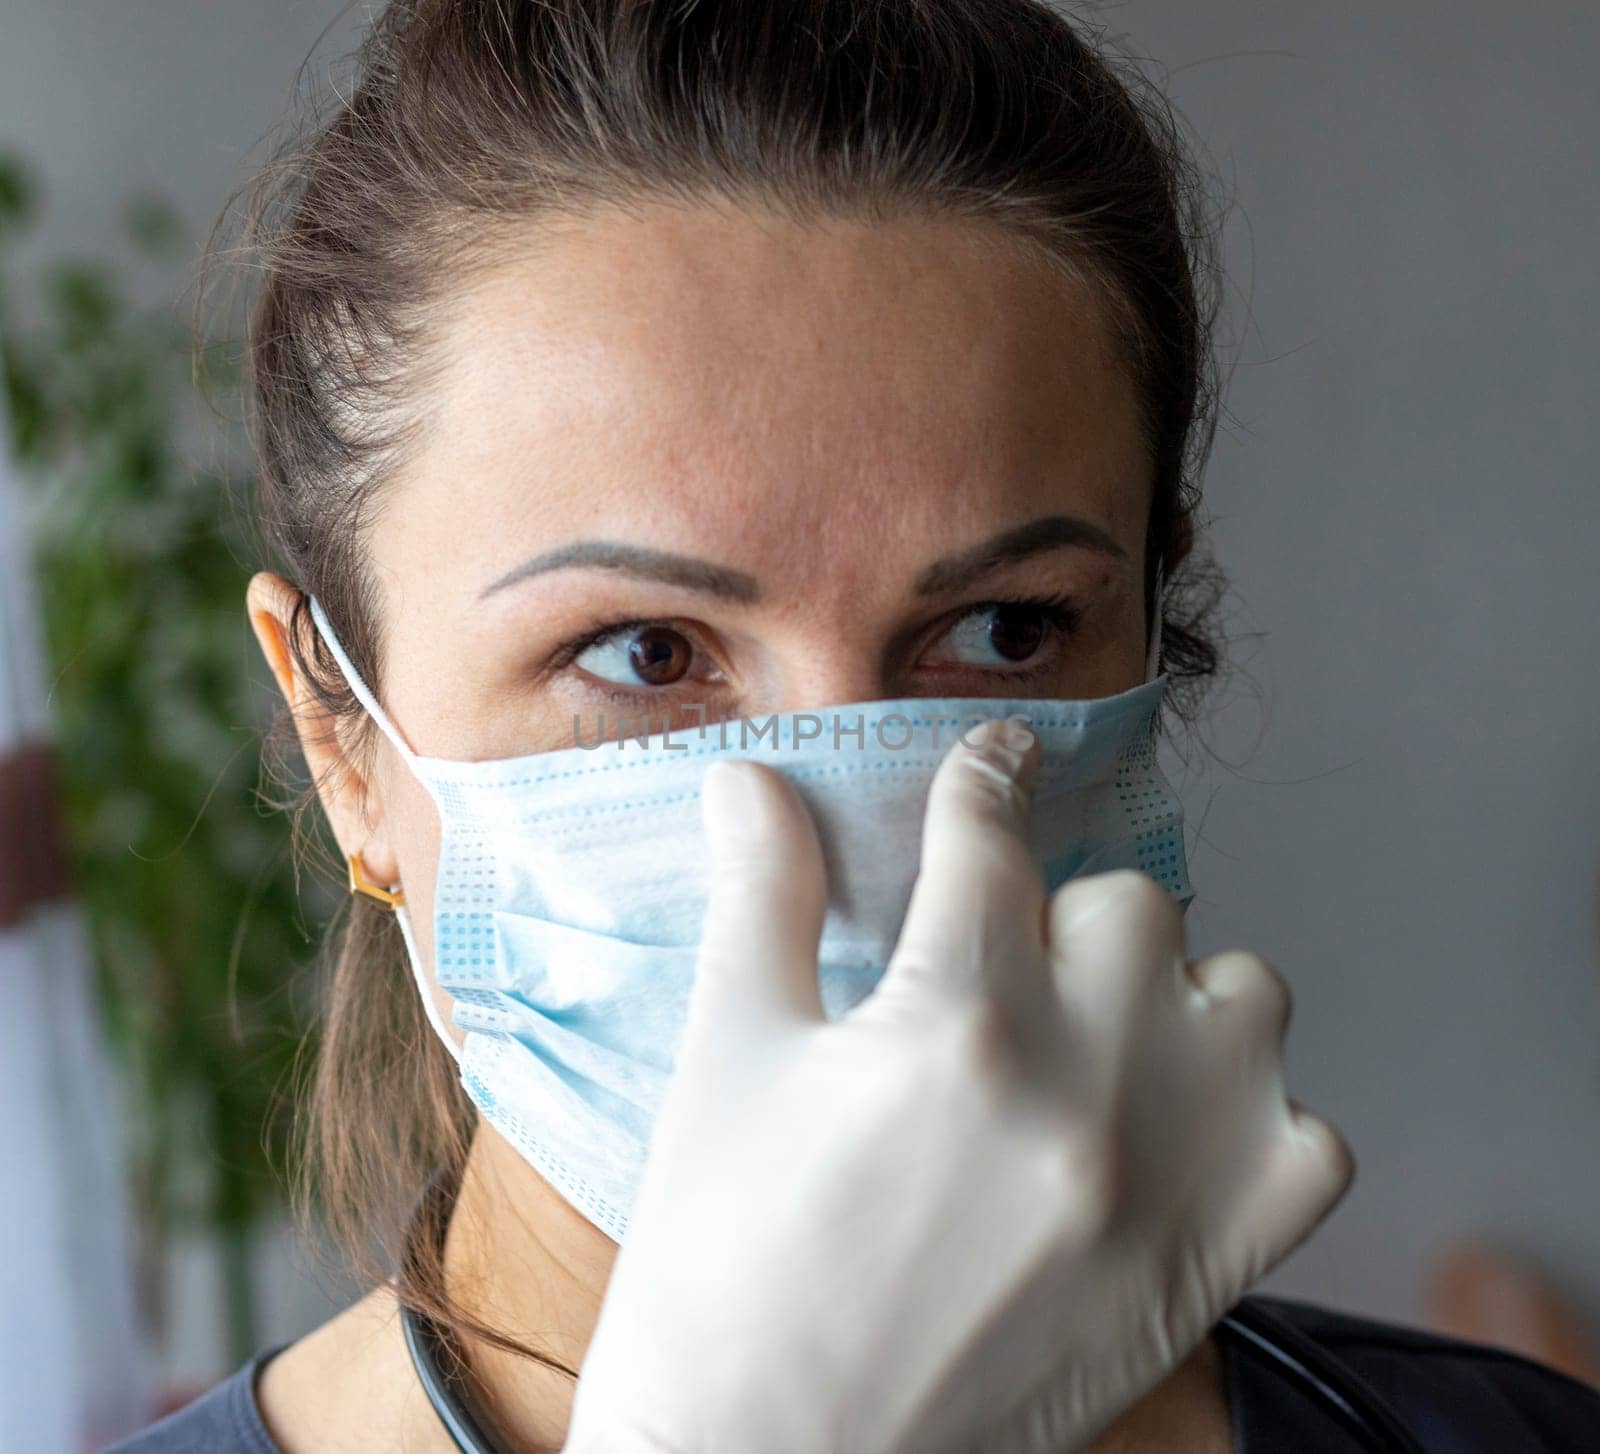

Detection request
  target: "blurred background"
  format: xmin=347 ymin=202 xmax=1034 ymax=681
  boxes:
xmin=1 ymin=1 xmax=1596 ymax=1448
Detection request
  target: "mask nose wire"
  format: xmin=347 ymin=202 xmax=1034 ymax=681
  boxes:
xmin=305 ymin=594 xmax=464 ymax=1067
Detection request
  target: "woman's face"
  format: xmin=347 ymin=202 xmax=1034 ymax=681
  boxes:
xmin=256 ymin=200 xmax=1155 ymax=1030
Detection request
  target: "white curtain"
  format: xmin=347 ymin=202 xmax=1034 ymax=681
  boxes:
xmin=0 ymin=350 xmax=150 ymax=1451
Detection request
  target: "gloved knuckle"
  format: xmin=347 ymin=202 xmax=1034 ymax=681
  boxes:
xmin=1051 ymin=869 xmax=1171 ymax=934
xmin=1197 ymin=951 xmax=1292 ymax=1038
xmin=971 ymin=832 xmax=1045 ymax=894
xmin=1259 ymin=962 xmax=1294 ymax=1039
xmin=712 ymin=855 xmax=789 ymax=900
xmin=949 ymin=749 xmax=1030 ymax=822
xmin=919 ymin=840 xmax=1043 ymax=934
xmin=1291 ymin=1106 xmax=1357 ymax=1196
xmin=687 ymin=944 xmax=742 ymax=1005
xmin=940 ymin=996 xmax=1013 ymax=1072
xmin=1039 ymin=1127 xmax=1120 ymax=1239
xmin=881 ymin=947 xmax=956 ymax=1007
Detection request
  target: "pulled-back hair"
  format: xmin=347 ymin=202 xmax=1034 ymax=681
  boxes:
xmin=219 ymin=0 xmax=1228 ymax=1374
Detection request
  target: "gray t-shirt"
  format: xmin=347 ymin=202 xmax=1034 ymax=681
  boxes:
xmin=103 ymin=1344 xmax=286 ymax=1453
xmin=100 ymin=1296 xmax=1600 ymax=1452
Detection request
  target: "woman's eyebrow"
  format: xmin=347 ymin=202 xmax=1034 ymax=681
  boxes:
xmin=913 ymin=514 xmax=1128 ymax=596
xmin=479 ymin=541 xmax=761 ymax=603
xmin=479 ymin=513 xmax=1126 ymax=603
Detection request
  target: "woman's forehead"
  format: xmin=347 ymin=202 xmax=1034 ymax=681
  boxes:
xmin=378 ymin=203 xmax=1150 ymax=604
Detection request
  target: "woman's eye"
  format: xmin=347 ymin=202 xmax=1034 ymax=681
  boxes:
xmin=934 ymin=601 xmax=1078 ymax=669
xmin=573 ymin=623 xmax=696 ymax=687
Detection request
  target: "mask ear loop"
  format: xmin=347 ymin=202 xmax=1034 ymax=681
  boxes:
xmin=394 ymin=905 xmax=463 ymax=1067
xmin=306 ymin=595 xmax=420 ymax=759
xmin=305 ymin=595 xmax=464 ymax=1068
xmin=1145 ymin=560 xmax=1165 ymax=685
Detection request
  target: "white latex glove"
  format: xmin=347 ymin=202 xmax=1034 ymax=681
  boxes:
xmin=563 ymin=717 xmax=1354 ymax=1454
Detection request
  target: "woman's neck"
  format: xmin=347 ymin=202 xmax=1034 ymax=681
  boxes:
xmin=444 ymin=1129 xmax=620 ymax=1452
xmin=441 ymin=1127 xmax=1232 ymax=1454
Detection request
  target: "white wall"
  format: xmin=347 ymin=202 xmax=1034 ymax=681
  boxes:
xmin=3 ymin=0 xmax=1596 ymax=1380
xmin=1122 ymin=1 xmax=1600 ymax=1327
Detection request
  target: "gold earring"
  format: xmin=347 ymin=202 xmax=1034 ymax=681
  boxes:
xmin=348 ymin=851 xmax=405 ymax=910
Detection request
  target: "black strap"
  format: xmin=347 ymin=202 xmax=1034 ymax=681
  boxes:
xmin=399 ymin=1164 xmax=515 ymax=1454
xmin=399 ymin=1160 xmax=1423 ymax=1454
xmin=1216 ymin=1298 xmax=1429 ymax=1454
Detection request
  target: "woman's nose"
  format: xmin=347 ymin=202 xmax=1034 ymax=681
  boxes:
xmin=758 ymin=647 xmax=900 ymax=717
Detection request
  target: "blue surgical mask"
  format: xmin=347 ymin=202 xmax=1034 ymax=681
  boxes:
xmin=307 ymin=588 xmax=1192 ymax=1242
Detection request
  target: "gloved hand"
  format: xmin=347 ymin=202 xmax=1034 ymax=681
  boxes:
xmin=563 ymin=717 xmax=1354 ymax=1454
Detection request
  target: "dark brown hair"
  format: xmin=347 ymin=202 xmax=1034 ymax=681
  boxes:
xmin=223 ymin=0 xmax=1228 ymax=1377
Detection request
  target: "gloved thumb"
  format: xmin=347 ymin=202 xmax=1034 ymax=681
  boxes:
xmin=685 ymin=759 xmax=828 ymax=1049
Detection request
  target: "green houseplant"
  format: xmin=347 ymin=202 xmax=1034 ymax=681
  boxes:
xmin=0 ymin=152 xmax=333 ymax=1367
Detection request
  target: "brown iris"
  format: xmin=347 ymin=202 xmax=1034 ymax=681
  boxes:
xmin=986 ymin=604 xmax=1048 ymax=662
xmin=627 ymin=625 xmax=693 ymax=685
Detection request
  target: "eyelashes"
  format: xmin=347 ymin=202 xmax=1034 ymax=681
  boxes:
xmin=947 ymin=593 xmax=1083 ymax=647
xmin=549 ymin=593 xmax=1084 ymax=701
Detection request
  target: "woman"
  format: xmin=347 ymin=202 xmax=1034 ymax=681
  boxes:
xmin=108 ymin=1 xmax=1600 ymax=1450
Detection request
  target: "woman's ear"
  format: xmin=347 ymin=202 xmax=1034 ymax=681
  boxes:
xmin=246 ymin=571 xmax=396 ymax=880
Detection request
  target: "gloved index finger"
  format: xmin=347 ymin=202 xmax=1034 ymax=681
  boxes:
xmin=870 ymin=715 xmax=1047 ymax=1011
xmin=686 ymin=759 xmax=829 ymax=1045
